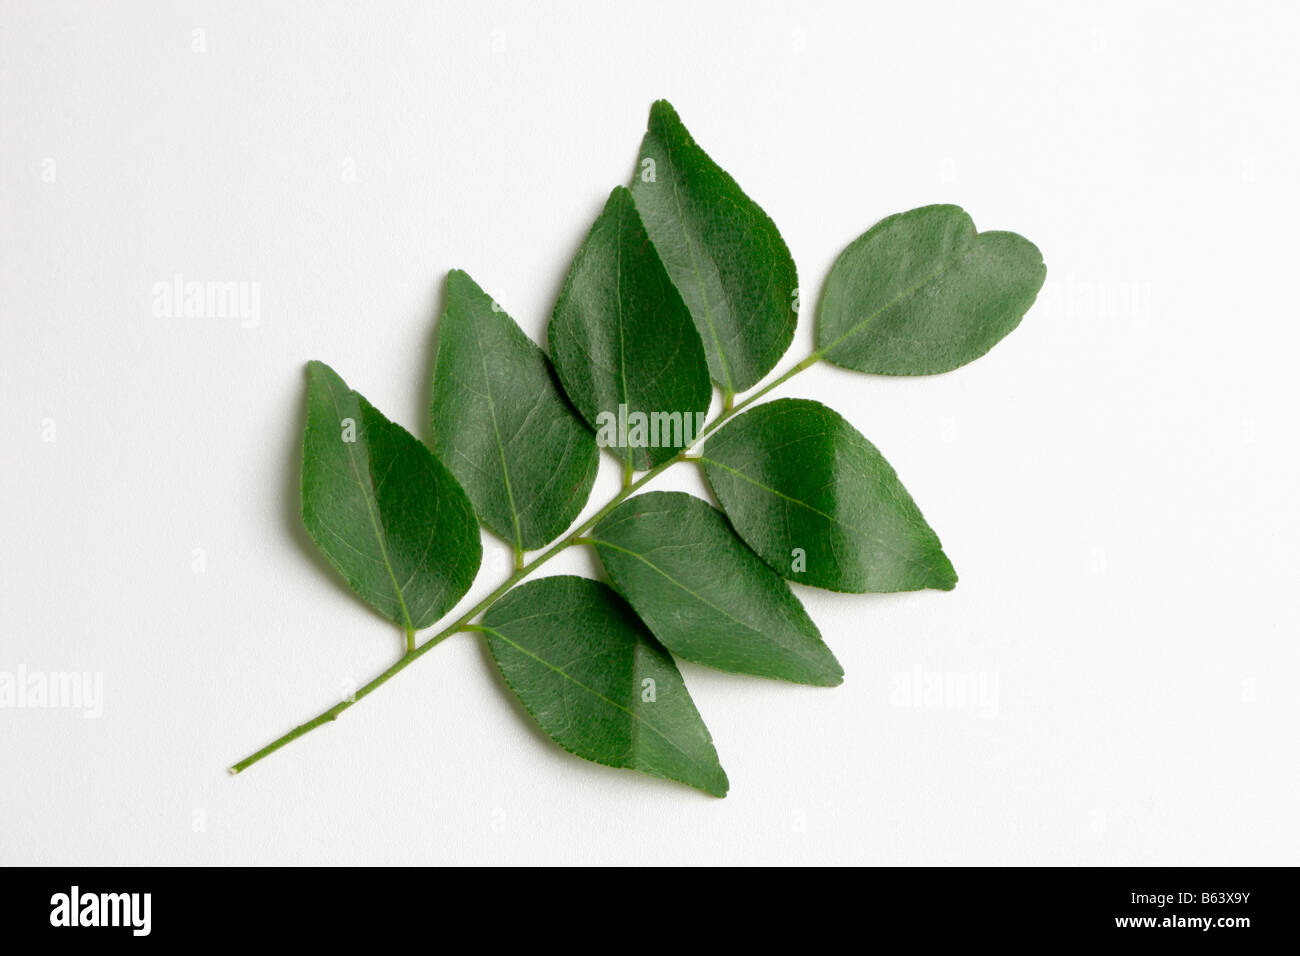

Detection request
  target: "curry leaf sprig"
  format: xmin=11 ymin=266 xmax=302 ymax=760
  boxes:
xmin=231 ymin=100 xmax=1046 ymax=795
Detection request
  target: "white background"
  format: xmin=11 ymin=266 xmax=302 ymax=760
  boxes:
xmin=2 ymin=0 xmax=1297 ymax=866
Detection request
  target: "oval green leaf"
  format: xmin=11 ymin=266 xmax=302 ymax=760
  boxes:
xmin=301 ymin=361 xmax=482 ymax=629
xmin=701 ymin=398 xmax=956 ymax=593
xmin=549 ymin=186 xmax=711 ymax=470
xmin=592 ymin=491 xmax=842 ymax=686
xmin=630 ymin=100 xmax=798 ymax=393
xmin=480 ymin=576 xmax=728 ymax=797
xmin=817 ymin=204 xmax=1046 ymax=375
xmin=431 ymin=269 xmax=598 ymax=553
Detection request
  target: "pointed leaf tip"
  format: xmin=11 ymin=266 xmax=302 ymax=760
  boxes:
xmin=631 ymin=101 xmax=798 ymax=392
xmin=481 ymin=576 xmax=729 ymax=796
xmin=432 ymin=271 xmax=597 ymax=550
xmin=701 ymin=398 xmax=956 ymax=594
xmin=593 ymin=491 xmax=844 ymax=686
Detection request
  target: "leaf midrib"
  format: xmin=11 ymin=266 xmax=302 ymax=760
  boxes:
xmin=590 ymin=536 xmax=825 ymax=669
xmin=657 ymin=134 xmax=733 ymax=394
xmin=821 ymin=235 xmax=976 ymax=357
xmin=699 ymin=455 xmax=941 ymax=573
xmin=468 ymin=311 xmax=524 ymax=554
xmin=479 ymin=623 xmax=719 ymax=781
xmin=320 ymin=376 xmax=414 ymax=629
xmin=615 ymin=198 xmax=630 ymax=418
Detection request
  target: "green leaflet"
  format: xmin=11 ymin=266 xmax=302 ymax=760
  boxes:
xmin=549 ymin=186 xmax=711 ymax=470
xmin=480 ymin=576 xmax=728 ymax=797
xmin=301 ymin=361 xmax=481 ymax=629
xmin=592 ymin=491 xmax=842 ymax=686
xmin=701 ymin=398 xmax=956 ymax=593
xmin=817 ymin=204 xmax=1046 ymax=375
xmin=630 ymin=100 xmax=798 ymax=394
xmin=431 ymin=269 xmax=598 ymax=553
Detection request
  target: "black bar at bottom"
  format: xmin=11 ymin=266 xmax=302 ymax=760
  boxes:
xmin=3 ymin=866 xmax=1289 ymax=942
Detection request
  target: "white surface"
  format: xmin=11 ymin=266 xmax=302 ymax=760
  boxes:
xmin=2 ymin=0 xmax=1297 ymax=866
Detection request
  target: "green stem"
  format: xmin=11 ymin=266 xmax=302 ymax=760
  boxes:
xmin=230 ymin=351 xmax=821 ymax=774
xmin=693 ymin=351 xmax=820 ymax=446
xmin=229 ymin=624 xmax=461 ymax=774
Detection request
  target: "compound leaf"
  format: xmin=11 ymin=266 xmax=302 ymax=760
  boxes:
xmin=301 ymin=360 xmax=481 ymax=630
xmin=701 ymin=398 xmax=956 ymax=593
xmin=480 ymin=575 xmax=728 ymax=797
xmin=817 ymin=204 xmax=1045 ymax=375
xmin=431 ymin=269 xmax=598 ymax=553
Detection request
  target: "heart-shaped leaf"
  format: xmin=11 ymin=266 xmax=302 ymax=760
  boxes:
xmin=549 ymin=186 xmax=711 ymax=470
xmin=817 ymin=204 xmax=1046 ymax=375
xmin=630 ymin=100 xmax=798 ymax=394
xmin=301 ymin=361 xmax=482 ymax=629
xmin=480 ymin=575 xmax=728 ymax=797
xmin=431 ymin=269 xmax=598 ymax=553
xmin=701 ymin=398 xmax=956 ymax=593
xmin=592 ymin=492 xmax=842 ymax=686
